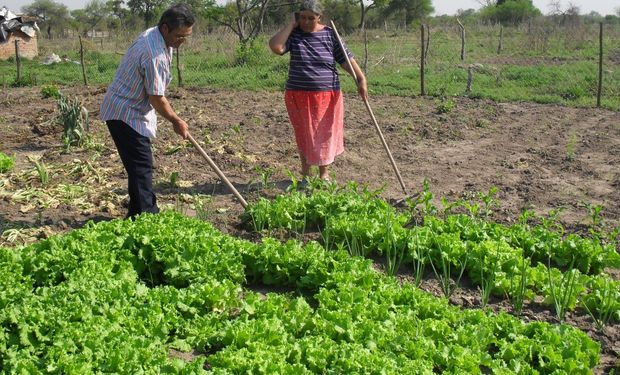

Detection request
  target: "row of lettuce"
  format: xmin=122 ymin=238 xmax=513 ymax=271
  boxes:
xmin=0 ymin=209 xmax=602 ymax=373
xmin=243 ymin=183 xmax=620 ymax=327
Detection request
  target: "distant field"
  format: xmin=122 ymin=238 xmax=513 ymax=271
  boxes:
xmin=2 ymin=22 xmax=619 ymax=109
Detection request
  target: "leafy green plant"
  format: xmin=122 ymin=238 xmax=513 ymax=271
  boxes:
xmin=28 ymin=156 xmax=49 ymax=186
xmin=383 ymin=212 xmax=406 ymax=276
xmin=436 ymin=97 xmax=455 ymax=114
xmin=0 ymin=152 xmax=14 ymax=173
xmin=427 ymin=233 xmax=468 ymax=298
xmin=545 ymin=257 xmax=584 ymax=323
xmin=235 ymin=39 xmax=266 ymax=66
xmin=285 ymin=170 xmax=302 ymax=192
xmin=508 ymin=255 xmax=531 ymax=316
xmin=40 ymin=84 xmax=61 ymax=99
xmin=477 ymin=242 xmax=501 ymax=308
xmin=581 ymin=201 xmax=603 ymax=233
xmin=407 ymin=227 xmax=431 ymax=286
xmin=580 ymin=275 xmax=620 ymax=331
xmin=343 ymin=229 xmax=365 ymax=257
xmin=406 ymin=179 xmax=437 ymax=223
xmin=56 ymin=95 xmax=89 ymax=152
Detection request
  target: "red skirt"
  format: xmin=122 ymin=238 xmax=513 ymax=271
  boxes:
xmin=285 ymin=89 xmax=344 ymax=166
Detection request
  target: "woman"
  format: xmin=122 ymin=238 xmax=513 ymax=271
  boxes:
xmin=268 ymin=0 xmax=367 ymax=180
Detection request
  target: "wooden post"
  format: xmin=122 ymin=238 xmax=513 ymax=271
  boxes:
xmin=424 ymin=24 xmax=430 ymax=64
xmin=597 ymin=22 xmax=603 ymax=108
xmin=420 ymin=24 xmax=425 ymax=96
xmin=14 ymin=40 xmax=21 ymax=83
xmin=497 ymin=25 xmax=503 ymax=55
xmin=457 ymin=18 xmax=465 ymax=61
xmin=466 ymin=66 xmax=473 ymax=93
xmin=79 ymin=36 xmax=88 ymax=85
xmin=363 ymin=28 xmax=368 ymax=75
xmin=176 ymin=47 xmax=183 ymax=87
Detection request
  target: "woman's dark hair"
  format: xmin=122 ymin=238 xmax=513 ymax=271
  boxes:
xmin=158 ymin=4 xmax=195 ymax=31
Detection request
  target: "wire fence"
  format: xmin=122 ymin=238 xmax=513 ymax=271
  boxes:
xmin=2 ymin=21 xmax=620 ymax=109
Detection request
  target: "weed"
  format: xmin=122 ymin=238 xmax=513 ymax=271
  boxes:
xmin=41 ymin=84 xmax=61 ymax=99
xmin=193 ymin=195 xmax=214 ymax=220
xmin=566 ymin=132 xmax=577 ymax=161
xmin=0 ymin=152 xmax=14 ymax=173
xmin=28 ymin=156 xmax=49 ymax=186
xmin=11 ymin=73 xmax=37 ymax=87
xmin=254 ymin=165 xmax=274 ymax=189
xmin=436 ymin=98 xmax=455 ymax=114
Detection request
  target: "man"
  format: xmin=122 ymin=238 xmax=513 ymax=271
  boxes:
xmin=100 ymin=4 xmax=194 ymax=218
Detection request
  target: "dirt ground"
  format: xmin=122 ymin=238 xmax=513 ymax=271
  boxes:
xmin=0 ymin=86 xmax=618 ymax=372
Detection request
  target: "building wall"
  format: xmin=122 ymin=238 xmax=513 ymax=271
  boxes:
xmin=0 ymin=32 xmax=38 ymax=60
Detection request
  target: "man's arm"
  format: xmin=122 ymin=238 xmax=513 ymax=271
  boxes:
xmin=149 ymin=95 xmax=189 ymax=139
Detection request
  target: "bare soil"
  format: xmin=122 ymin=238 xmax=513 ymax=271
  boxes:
xmin=0 ymin=86 xmax=618 ymax=372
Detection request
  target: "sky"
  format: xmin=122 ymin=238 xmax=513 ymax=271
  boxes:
xmin=1 ymin=0 xmax=618 ymax=16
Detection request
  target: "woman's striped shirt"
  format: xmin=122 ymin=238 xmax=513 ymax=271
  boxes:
xmin=283 ymin=26 xmax=353 ymax=91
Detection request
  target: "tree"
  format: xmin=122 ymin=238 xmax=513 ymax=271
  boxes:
xmin=381 ymin=0 xmax=433 ymax=28
xmin=322 ymin=0 xmax=358 ymax=32
xmin=206 ymin=0 xmax=270 ymax=43
xmin=22 ymin=0 xmax=70 ymax=38
xmin=71 ymin=0 xmax=110 ymax=36
xmin=126 ymin=0 xmax=166 ymax=29
xmin=105 ymin=0 xmax=130 ymax=30
xmin=547 ymin=1 xmax=581 ymax=27
xmin=352 ymin=0 xmax=387 ymax=31
xmin=479 ymin=0 xmax=541 ymax=25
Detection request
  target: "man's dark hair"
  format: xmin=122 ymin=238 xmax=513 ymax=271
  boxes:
xmin=158 ymin=4 xmax=195 ymax=31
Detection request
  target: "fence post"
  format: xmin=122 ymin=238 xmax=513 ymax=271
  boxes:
xmin=14 ymin=40 xmax=21 ymax=83
xmin=457 ymin=18 xmax=465 ymax=61
xmin=497 ymin=25 xmax=503 ymax=55
xmin=597 ymin=22 xmax=603 ymax=108
xmin=424 ymin=24 xmax=430 ymax=64
xmin=79 ymin=36 xmax=88 ymax=85
xmin=363 ymin=28 xmax=369 ymax=75
xmin=420 ymin=24 xmax=425 ymax=96
xmin=176 ymin=47 xmax=183 ymax=87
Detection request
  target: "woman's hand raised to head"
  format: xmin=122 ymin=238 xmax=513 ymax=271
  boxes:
xmin=268 ymin=12 xmax=298 ymax=55
xmin=291 ymin=12 xmax=299 ymax=27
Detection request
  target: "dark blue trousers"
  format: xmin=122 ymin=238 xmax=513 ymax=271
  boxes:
xmin=107 ymin=120 xmax=159 ymax=218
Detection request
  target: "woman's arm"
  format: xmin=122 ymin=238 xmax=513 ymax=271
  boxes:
xmin=268 ymin=13 xmax=297 ymax=55
xmin=340 ymin=58 xmax=368 ymax=100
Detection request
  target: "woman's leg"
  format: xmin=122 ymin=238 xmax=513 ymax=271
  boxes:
xmin=319 ymin=165 xmax=329 ymax=180
xmin=300 ymin=154 xmax=311 ymax=177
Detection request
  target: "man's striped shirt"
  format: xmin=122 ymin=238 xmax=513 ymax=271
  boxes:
xmin=284 ymin=26 xmax=353 ymax=91
xmin=100 ymin=26 xmax=172 ymax=138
